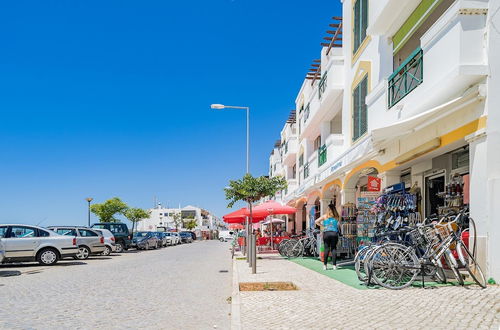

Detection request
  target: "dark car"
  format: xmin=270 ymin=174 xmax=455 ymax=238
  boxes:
xmin=133 ymin=232 xmax=159 ymax=250
xmin=91 ymin=223 xmax=131 ymax=253
xmin=179 ymin=231 xmax=193 ymax=243
xmin=153 ymin=232 xmax=168 ymax=248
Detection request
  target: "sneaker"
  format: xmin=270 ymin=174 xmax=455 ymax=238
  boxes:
xmin=323 ymin=265 xmax=327 ymax=270
xmin=332 ymin=265 xmax=337 ymax=270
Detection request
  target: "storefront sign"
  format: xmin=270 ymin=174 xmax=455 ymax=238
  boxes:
xmin=384 ymin=182 xmax=405 ymax=194
xmin=367 ymin=176 xmax=381 ymax=191
xmin=330 ymin=160 xmax=343 ymax=173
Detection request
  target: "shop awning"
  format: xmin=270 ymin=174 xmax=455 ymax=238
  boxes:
xmin=371 ymin=88 xmax=481 ymax=145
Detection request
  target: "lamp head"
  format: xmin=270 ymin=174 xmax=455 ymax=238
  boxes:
xmin=85 ymin=197 xmax=94 ymax=203
xmin=211 ymin=104 xmax=225 ymax=110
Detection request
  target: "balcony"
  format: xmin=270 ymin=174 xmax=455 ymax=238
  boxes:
xmin=318 ymin=144 xmax=327 ymax=167
xmin=367 ymin=0 xmax=420 ymax=36
xmin=282 ymin=137 xmax=298 ymax=166
xmin=300 ymin=53 xmax=344 ymax=140
xmin=388 ymin=48 xmax=423 ymax=108
xmin=368 ymin=0 xmax=488 ymax=128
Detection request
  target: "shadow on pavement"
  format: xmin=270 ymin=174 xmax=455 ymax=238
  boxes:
xmin=0 ymin=270 xmax=22 ymax=277
xmin=89 ymin=257 xmax=112 ymax=260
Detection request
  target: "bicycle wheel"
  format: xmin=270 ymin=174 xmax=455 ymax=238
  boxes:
xmin=369 ymin=243 xmax=420 ymax=290
xmin=354 ymin=246 xmax=372 ymax=282
xmin=456 ymin=240 xmax=487 ymax=288
xmin=277 ymin=239 xmax=289 ymax=256
xmin=443 ymin=249 xmax=464 ymax=286
xmin=288 ymin=240 xmax=304 ymax=258
xmin=281 ymin=239 xmax=295 ymax=257
xmin=433 ymin=259 xmax=447 ymax=284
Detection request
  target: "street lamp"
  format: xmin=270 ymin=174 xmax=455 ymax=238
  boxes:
xmin=211 ymin=104 xmax=250 ymax=174
xmin=85 ymin=197 xmax=93 ymax=227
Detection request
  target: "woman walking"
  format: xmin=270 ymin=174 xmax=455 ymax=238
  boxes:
xmin=315 ymin=204 xmax=341 ymax=270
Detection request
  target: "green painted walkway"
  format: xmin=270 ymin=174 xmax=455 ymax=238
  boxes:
xmin=289 ymin=257 xmax=467 ymax=290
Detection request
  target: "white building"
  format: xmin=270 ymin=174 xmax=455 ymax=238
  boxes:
xmin=268 ymin=0 xmax=500 ymax=280
xmin=137 ymin=204 xmax=225 ymax=235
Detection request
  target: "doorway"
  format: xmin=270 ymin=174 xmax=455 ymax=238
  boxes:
xmin=301 ymin=204 xmax=307 ymax=231
xmin=425 ymin=173 xmax=445 ymax=217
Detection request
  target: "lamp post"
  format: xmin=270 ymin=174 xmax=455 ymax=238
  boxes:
xmin=85 ymin=197 xmax=93 ymax=227
xmin=211 ymin=104 xmax=250 ymax=174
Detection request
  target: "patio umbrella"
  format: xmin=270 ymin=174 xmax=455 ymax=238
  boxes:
xmin=262 ymin=218 xmax=286 ymax=225
xmin=248 ymin=201 xmax=297 ymax=249
xmin=228 ymin=224 xmax=244 ymax=230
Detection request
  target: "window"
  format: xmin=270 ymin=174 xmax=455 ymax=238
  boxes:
xmin=292 ymin=164 xmax=297 ymax=179
xmin=299 ymin=153 xmax=304 ymax=167
xmin=353 ymin=0 xmax=368 ymax=54
xmin=452 ymin=148 xmax=469 ymax=170
xmin=38 ymin=229 xmax=50 ymax=237
xmin=0 ymin=226 xmax=7 ymax=238
xmin=314 ymin=136 xmax=322 ymax=151
xmin=57 ymin=229 xmax=77 ymax=236
xmin=110 ymin=224 xmax=127 ymax=234
xmin=9 ymin=226 xmax=35 ymax=238
xmin=352 ymin=76 xmax=368 ymax=141
xmin=79 ymin=229 xmax=98 ymax=237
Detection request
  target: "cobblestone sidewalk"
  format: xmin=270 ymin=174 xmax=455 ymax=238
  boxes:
xmin=233 ymin=254 xmax=500 ymax=330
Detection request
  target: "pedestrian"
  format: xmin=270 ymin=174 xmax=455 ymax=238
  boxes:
xmin=315 ymin=204 xmax=341 ymax=270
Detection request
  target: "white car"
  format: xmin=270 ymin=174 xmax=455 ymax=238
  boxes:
xmin=0 ymin=239 xmax=5 ymax=264
xmin=219 ymin=230 xmax=235 ymax=242
xmin=165 ymin=232 xmax=181 ymax=245
xmin=92 ymin=228 xmax=116 ymax=256
xmin=0 ymin=224 xmax=79 ymax=266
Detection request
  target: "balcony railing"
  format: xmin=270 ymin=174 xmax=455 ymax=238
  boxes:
xmin=318 ymin=72 xmax=328 ymax=100
xmin=318 ymin=144 xmax=327 ymax=167
xmin=304 ymin=103 xmax=310 ymax=122
xmin=304 ymin=163 xmax=309 ymax=179
xmin=388 ymin=47 xmax=423 ymax=108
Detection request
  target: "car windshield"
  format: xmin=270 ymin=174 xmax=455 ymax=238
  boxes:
xmin=135 ymin=232 xmax=148 ymax=237
xmin=92 ymin=224 xmax=105 ymax=229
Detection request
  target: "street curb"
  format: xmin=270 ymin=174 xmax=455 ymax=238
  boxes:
xmin=230 ymin=257 xmax=242 ymax=330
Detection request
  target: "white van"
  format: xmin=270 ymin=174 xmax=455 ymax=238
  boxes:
xmin=219 ymin=230 xmax=235 ymax=242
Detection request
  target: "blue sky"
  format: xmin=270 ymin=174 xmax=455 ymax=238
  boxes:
xmin=0 ymin=0 xmax=342 ymax=226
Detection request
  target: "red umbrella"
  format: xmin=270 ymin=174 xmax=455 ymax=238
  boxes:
xmin=246 ymin=201 xmax=297 ymax=249
xmin=247 ymin=200 xmax=297 ymax=217
xmin=223 ymin=208 xmax=265 ymax=223
xmin=228 ymin=224 xmax=244 ymax=230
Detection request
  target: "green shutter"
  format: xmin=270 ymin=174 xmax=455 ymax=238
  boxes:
xmin=353 ymin=0 xmax=369 ymax=54
xmin=354 ymin=0 xmax=361 ymax=52
xmin=352 ymin=76 xmax=368 ymax=141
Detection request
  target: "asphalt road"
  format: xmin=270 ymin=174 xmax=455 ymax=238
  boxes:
xmin=0 ymin=240 xmax=232 ymax=329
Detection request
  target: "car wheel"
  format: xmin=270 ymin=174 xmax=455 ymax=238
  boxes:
xmin=115 ymin=242 xmax=124 ymax=253
xmin=220 ymin=238 xmax=225 ymax=242
xmin=37 ymin=248 xmax=59 ymax=266
xmin=75 ymin=246 xmax=90 ymax=260
xmin=102 ymin=245 xmax=111 ymax=256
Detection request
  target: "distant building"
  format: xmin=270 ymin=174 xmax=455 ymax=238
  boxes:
xmin=137 ymin=204 xmax=225 ymax=236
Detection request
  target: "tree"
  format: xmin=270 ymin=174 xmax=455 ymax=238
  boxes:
xmin=184 ymin=219 xmax=197 ymax=230
xmin=224 ymin=174 xmax=287 ymax=219
xmin=90 ymin=197 xmax=129 ymax=223
xmin=172 ymin=212 xmax=182 ymax=231
xmin=124 ymin=208 xmax=150 ymax=234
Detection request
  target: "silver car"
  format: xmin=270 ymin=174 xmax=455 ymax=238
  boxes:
xmin=92 ymin=228 xmax=116 ymax=256
xmin=164 ymin=232 xmax=180 ymax=245
xmin=0 ymin=224 xmax=79 ymax=266
xmin=48 ymin=226 xmax=106 ymax=260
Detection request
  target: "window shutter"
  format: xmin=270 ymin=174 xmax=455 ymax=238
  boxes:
xmin=361 ymin=0 xmax=368 ymax=43
xmin=354 ymin=0 xmax=361 ymax=52
xmin=360 ymin=77 xmax=368 ymax=136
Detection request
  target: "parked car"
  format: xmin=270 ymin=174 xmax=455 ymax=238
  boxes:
xmin=134 ymin=232 xmax=159 ymax=250
xmin=154 ymin=232 xmax=168 ymax=247
xmin=91 ymin=223 xmax=131 ymax=253
xmin=170 ymin=232 xmax=181 ymax=245
xmin=0 ymin=224 xmax=78 ymax=265
xmin=219 ymin=230 xmax=235 ymax=242
xmin=92 ymin=228 xmax=116 ymax=256
xmin=179 ymin=231 xmax=193 ymax=243
xmin=0 ymin=239 xmax=5 ymax=264
xmin=188 ymin=231 xmax=197 ymax=241
xmin=48 ymin=226 xmax=106 ymax=260
xmin=164 ymin=232 xmax=179 ymax=245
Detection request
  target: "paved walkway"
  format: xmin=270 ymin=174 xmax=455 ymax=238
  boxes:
xmin=234 ymin=254 xmax=500 ymax=330
xmin=0 ymin=241 xmax=232 ymax=329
